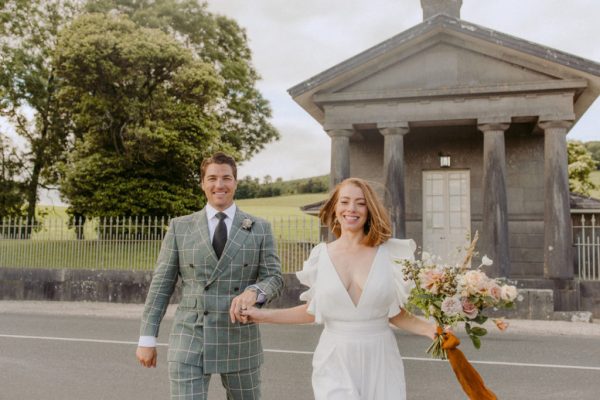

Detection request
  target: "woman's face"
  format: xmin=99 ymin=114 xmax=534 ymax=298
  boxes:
xmin=335 ymin=183 xmax=369 ymax=234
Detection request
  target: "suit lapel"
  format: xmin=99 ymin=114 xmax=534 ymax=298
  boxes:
xmin=193 ymin=209 xmax=219 ymax=264
xmin=207 ymin=209 xmax=251 ymax=285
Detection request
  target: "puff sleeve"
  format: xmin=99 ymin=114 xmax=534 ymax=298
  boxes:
xmin=385 ymin=238 xmax=417 ymax=317
xmin=295 ymin=242 xmax=325 ymax=323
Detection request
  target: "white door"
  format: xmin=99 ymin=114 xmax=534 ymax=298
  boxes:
xmin=423 ymin=170 xmax=471 ymax=260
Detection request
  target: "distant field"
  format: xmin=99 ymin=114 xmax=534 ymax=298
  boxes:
xmin=590 ymin=171 xmax=600 ymax=199
xmin=34 ymin=193 xmax=327 ymax=219
xmin=236 ymin=193 xmax=327 ymax=217
xmin=1 ymin=194 xmax=327 ymax=271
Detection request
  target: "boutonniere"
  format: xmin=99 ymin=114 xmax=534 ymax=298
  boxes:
xmin=241 ymin=218 xmax=253 ymax=231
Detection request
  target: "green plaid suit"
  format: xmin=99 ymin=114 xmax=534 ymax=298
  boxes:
xmin=140 ymin=207 xmax=283 ymax=374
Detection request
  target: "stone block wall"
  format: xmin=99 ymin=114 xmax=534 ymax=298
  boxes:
xmin=2 ymin=267 xmax=598 ymax=318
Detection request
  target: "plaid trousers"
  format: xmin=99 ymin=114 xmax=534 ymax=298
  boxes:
xmin=169 ymin=361 xmax=261 ymax=400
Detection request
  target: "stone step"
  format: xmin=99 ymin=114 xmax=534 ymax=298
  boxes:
xmin=490 ymin=288 xmax=592 ymax=322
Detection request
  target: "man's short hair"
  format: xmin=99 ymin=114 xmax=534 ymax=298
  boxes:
xmin=200 ymin=152 xmax=238 ymax=181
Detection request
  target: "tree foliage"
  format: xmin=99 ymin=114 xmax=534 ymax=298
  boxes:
xmin=1 ymin=0 xmax=278 ymax=218
xmin=84 ymin=0 xmax=279 ymax=160
xmin=0 ymin=134 xmax=26 ymax=217
xmin=0 ymin=0 xmax=79 ymax=220
xmin=568 ymin=140 xmax=598 ymax=196
xmin=583 ymin=141 xmax=600 ymax=170
xmin=56 ymin=13 xmax=223 ymax=217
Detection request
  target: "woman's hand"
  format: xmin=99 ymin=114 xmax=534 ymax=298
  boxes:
xmin=240 ymin=306 xmax=268 ymax=324
xmin=433 ymin=325 xmax=454 ymax=341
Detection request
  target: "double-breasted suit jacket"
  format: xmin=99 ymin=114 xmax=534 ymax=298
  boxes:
xmin=139 ymin=207 xmax=283 ymax=373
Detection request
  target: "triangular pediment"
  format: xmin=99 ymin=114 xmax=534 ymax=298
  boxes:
xmin=289 ymin=14 xmax=600 ymax=125
xmin=332 ymin=42 xmax=559 ymax=94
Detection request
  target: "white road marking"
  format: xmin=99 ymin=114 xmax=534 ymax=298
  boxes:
xmin=2 ymin=333 xmax=599 ymax=371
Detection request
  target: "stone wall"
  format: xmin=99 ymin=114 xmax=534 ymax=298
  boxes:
xmin=1 ymin=267 xmax=598 ymax=318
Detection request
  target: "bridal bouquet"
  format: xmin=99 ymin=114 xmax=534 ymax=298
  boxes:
xmin=399 ymin=231 xmax=518 ymax=359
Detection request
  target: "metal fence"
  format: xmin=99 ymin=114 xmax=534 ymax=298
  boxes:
xmin=573 ymin=212 xmax=600 ymax=280
xmin=0 ymin=216 xmax=321 ymax=273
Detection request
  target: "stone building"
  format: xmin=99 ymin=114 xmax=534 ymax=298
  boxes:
xmin=289 ymin=0 xmax=600 ymax=314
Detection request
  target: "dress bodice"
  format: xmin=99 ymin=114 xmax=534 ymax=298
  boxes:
xmin=296 ymin=239 xmax=416 ymax=324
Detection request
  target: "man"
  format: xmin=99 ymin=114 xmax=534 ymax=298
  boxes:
xmin=136 ymin=152 xmax=284 ymax=399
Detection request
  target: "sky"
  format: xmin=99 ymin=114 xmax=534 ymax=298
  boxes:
xmin=6 ymin=0 xmax=600 ymax=204
xmin=205 ymin=0 xmax=600 ymax=180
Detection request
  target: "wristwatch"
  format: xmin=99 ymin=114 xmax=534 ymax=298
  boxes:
xmin=246 ymin=285 xmax=267 ymax=304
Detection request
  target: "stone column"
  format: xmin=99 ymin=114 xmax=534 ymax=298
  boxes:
xmin=326 ymin=129 xmax=354 ymax=189
xmin=379 ymin=123 xmax=409 ymax=238
xmin=538 ymin=120 xmax=574 ymax=280
xmin=478 ymin=122 xmax=510 ymax=277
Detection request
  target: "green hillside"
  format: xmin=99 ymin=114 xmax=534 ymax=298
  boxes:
xmin=236 ymin=193 xmax=327 ymax=218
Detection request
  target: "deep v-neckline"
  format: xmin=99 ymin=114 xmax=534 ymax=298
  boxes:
xmin=324 ymin=244 xmax=380 ymax=308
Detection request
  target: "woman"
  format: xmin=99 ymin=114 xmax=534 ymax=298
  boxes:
xmin=242 ymin=178 xmax=436 ymax=400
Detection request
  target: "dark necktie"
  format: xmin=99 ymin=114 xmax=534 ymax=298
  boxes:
xmin=212 ymin=212 xmax=227 ymax=259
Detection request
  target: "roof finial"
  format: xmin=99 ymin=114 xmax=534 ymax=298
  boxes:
xmin=421 ymin=0 xmax=462 ymax=20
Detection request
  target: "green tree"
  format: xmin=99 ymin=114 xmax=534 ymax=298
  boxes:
xmin=0 ymin=134 xmax=26 ymax=217
xmin=236 ymin=175 xmax=260 ymax=199
xmin=85 ymin=0 xmax=279 ymax=161
xmin=0 ymin=0 xmax=79 ymax=221
xmin=584 ymin=141 xmax=600 ymax=170
xmin=568 ymin=140 xmax=598 ymax=196
xmin=55 ymin=13 xmax=223 ymax=217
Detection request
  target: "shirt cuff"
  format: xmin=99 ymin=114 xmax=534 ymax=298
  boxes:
xmin=138 ymin=336 xmax=157 ymax=347
xmin=246 ymin=284 xmax=267 ymax=304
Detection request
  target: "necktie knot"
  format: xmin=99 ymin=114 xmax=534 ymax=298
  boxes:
xmin=216 ymin=212 xmax=227 ymax=221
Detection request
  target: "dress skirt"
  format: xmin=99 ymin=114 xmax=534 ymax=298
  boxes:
xmin=311 ymin=319 xmax=406 ymax=400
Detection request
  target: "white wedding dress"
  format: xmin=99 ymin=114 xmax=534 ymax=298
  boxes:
xmin=296 ymin=238 xmax=416 ymax=400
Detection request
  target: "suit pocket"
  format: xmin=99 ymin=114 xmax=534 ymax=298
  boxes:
xmin=178 ymin=297 xmax=197 ymax=310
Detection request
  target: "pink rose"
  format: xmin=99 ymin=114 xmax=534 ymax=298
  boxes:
xmin=458 ymin=270 xmax=487 ymax=295
xmin=487 ymin=282 xmax=502 ymax=301
xmin=461 ymin=298 xmax=479 ymax=319
xmin=419 ymin=268 xmax=445 ymax=295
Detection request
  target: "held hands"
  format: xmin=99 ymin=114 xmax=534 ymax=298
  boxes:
xmin=240 ymin=306 xmax=267 ymax=323
xmin=136 ymin=346 xmax=157 ymax=368
xmin=229 ymin=289 xmax=258 ymax=324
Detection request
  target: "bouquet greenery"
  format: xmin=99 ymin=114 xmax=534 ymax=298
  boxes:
xmin=399 ymin=232 xmax=518 ymax=359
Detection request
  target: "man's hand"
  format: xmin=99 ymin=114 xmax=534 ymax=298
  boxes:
xmin=240 ymin=306 xmax=267 ymax=324
xmin=136 ymin=346 xmax=157 ymax=368
xmin=229 ymin=289 xmax=258 ymax=323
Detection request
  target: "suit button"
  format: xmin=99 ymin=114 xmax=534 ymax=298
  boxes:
xmin=233 ymin=287 xmax=239 ymax=292
xmin=243 ymin=263 xmax=248 ymax=267
xmin=189 ymin=264 xmax=194 ymax=268
xmin=205 ymin=285 xmax=210 ymax=291
xmin=203 ymin=311 xmax=209 ymax=315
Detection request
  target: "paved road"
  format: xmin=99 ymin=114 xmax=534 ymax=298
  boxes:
xmin=1 ymin=301 xmax=599 ymax=399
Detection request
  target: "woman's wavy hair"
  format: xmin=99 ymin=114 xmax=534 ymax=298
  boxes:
xmin=319 ymin=178 xmax=391 ymax=246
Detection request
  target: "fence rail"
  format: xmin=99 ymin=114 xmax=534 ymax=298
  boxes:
xmin=573 ymin=213 xmax=600 ymax=280
xmin=0 ymin=216 xmax=321 ymax=273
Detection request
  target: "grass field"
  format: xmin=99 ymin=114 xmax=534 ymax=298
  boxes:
xmin=236 ymin=193 xmax=327 ymax=217
xmin=1 ymin=193 xmax=327 ymax=272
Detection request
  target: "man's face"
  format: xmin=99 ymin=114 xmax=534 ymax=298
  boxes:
xmin=201 ymin=163 xmax=237 ymax=211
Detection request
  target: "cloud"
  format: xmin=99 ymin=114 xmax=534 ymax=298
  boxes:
xmin=207 ymin=0 xmax=600 ymax=179
xmin=5 ymin=0 xmax=600 ymax=191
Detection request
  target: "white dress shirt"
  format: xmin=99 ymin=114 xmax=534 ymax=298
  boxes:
xmin=205 ymin=203 xmax=236 ymax=242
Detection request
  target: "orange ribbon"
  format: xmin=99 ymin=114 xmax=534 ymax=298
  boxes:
xmin=437 ymin=326 xmax=497 ymax=400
